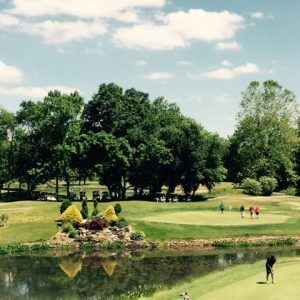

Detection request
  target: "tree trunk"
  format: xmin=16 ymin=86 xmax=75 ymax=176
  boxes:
xmin=0 ymin=183 xmax=2 ymax=200
xmin=66 ymin=180 xmax=70 ymax=199
xmin=55 ymin=176 xmax=59 ymax=200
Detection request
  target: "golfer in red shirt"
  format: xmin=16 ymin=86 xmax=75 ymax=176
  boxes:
xmin=254 ymin=206 xmax=260 ymax=219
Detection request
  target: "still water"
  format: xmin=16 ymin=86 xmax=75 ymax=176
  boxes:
xmin=0 ymin=247 xmax=299 ymax=300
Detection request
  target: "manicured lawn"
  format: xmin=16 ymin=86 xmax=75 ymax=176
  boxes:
xmin=147 ymin=259 xmax=300 ymax=300
xmin=0 ymin=187 xmax=299 ymax=245
xmin=140 ymin=211 xmax=290 ymax=226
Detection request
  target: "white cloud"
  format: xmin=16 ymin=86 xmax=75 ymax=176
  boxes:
xmin=206 ymin=63 xmax=261 ymax=79
xmin=177 ymin=60 xmax=192 ymax=66
xmin=0 ymin=60 xmax=23 ymax=83
xmin=144 ymin=71 xmax=174 ymax=80
xmin=7 ymin=0 xmax=165 ymax=20
xmin=135 ymin=60 xmax=147 ymax=66
xmin=0 ymin=86 xmax=81 ymax=98
xmin=20 ymin=20 xmax=107 ymax=44
xmin=216 ymin=40 xmax=241 ymax=51
xmin=0 ymin=13 xmax=20 ymax=27
xmin=113 ymin=9 xmax=244 ymax=50
xmin=221 ymin=60 xmax=232 ymax=67
xmin=251 ymin=11 xmax=264 ymax=19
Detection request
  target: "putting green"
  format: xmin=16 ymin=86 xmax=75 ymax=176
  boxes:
xmin=140 ymin=211 xmax=290 ymax=226
xmin=147 ymin=259 xmax=300 ymax=300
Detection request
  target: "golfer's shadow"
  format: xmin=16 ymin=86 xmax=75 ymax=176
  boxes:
xmin=256 ymin=281 xmax=267 ymax=285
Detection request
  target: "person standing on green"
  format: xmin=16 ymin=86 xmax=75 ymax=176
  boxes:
xmin=219 ymin=202 xmax=225 ymax=214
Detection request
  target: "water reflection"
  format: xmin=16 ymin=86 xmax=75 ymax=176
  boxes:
xmin=0 ymin=248 xmax=299 ymax=299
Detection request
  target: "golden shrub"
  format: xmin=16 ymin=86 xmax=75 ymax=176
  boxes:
xmin=61 ymin=204 xmax=83 ymax=224
xmin=103 ymin=205 xmax=119 ymax=223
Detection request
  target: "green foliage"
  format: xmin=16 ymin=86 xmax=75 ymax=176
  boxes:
xmin=91 ymin=208 xmax=99 ymax=217
xmin=62 ymin=222 xmax=74 ymax=234
xmin=81 ymin=198 xmax=89 ymax=219
xmin=242 ymin=178 xmax=261 ymax=196
xmin=114 ymin=203 xmax=122 ymax=215
xmin=117 ymin=217 xmax=128 ymax=228
xmin=259 ymin=176 xmax=277 ymax=196
xmin=285 ymin=186 xmax=297 ymax=196
xmin=226 ymin=81 xmax=298 ymax=189
xmin=68 ymin=229 xmax=78 ymax=239
xmin=130 ymin=231 xmax=145 ymax=241
xmin=60 ymin=199 xmax=72 ymax=214
xmin=212 ymin=238 xmax=296 ymax=249
xmin=0 ymin=244 xmax=49 ymax=255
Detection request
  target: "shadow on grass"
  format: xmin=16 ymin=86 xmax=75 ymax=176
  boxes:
xmin=256 ymin=281 xmax=267 ymax=285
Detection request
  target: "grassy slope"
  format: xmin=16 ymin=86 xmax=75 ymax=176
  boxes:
xmin=147 ymin=259 xmax=300 ymax=300
xmin=0 ymin=183 xmax=299 ymax=245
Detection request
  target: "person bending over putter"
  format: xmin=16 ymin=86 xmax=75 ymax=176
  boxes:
xmin=266 ymin=255 xmax=276 ymax=284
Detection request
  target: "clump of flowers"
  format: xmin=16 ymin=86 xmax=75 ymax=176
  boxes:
xmin=85 ymin=216 xmax=107 ymax=231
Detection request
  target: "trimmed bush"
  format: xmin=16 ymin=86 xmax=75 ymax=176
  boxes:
xmin=104 ymin=205 xmax=119 ymax=224
xmin=286 ymin=186 xmax=296 ymax=196
xmin=81 ymin=198 xmax=89 ymax=219
xmin=259 ymin=176 xmax=277 ymax=196
xmin=61 ymin=205 xmax=83 ymax=225
xmin=130 ymin=231 xmax=145 ymax=241
xmin=117 ymin=217 xmax=128 ymax=228
xmin=114 ymin=203 xmax=122 ymax=215
xmin=68 ymin=230 xmax=78 ymax=239
xmin=92 ymin=208 xmax=99 ymax=217
xmin=62 ymin=222 xmax=74 ymax=234
xmin=85 ymin=217 xmax=107 ymax=231
xmin=60 ymin=199 xmax=72 ymax=214
xmin=242 ymin=178 xmax=261 ymax=196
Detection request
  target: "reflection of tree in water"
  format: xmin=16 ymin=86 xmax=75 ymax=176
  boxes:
xmin=0 ymin=248 xmax=299 ymax=299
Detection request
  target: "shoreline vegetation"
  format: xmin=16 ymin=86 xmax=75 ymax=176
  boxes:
xmin=0 ymin=235 xmax=298 ymax=256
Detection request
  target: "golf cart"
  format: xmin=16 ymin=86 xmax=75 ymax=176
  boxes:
xmin=93 ymin=191 xmax=101 ymax=202
xmin=154 ymin=192 xmax=166 ymax=203
xmin=38 ymin=192 xmax=57 ymax=202
xmin=183 ymin=193 xmax=191 ymax=202
xmin=166 ymin=193 xmax=179 ymax=203
xmin=101 ymin=191 xmax=111 ymax=202
xmin=80 ymin=191 xmax=87 ymax=202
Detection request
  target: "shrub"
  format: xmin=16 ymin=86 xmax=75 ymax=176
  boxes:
xmin=242 ymin=178 xmax=261 ymax=196
xmin=285 ymin=186 xmax=296 ymax=196
xmin=81 ymin=198 xmax=89 ymax=219
xmin=68 ymin=229 xmax=78 ymax=239
xmin=117 ymin=217 xmax=128 ymax=228
xmin=259 ymin=176 xmax=277 ymax=196
xmin=60 ymin=199 xmax=72 ymax=214
xmin=62 ymin=222 xmax=74 ymax=234
xmin=130 ymin=231 xmax=145 ymax=241
xmin=114 ymin=203 xmax=122 ymax=215
xmin=92 ymin=208 xmax=99 ymax=217
xmin=104 ymin=205 xmax=119 ymax=224
xmin=61 ymin=205 xmax=83 ymax=225
xmin=85 ymin=217 xmax=107 ymax=231
xmin=96 ymin=212 xmax=105 ymax=220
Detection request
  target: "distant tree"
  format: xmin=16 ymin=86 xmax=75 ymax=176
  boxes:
xmin=0 ymin=109 xmax=16 ymax=198
xmin=227 ymin=81 xmax=298 ymax=189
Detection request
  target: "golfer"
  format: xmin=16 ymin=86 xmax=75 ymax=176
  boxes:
xmin=266 ymin=255 xmax=276 ymax=284
xmin=254 ymin=206 xmax=260 ymax=219
xmin=249 ymin=206 xmax=254 ymax=219
xmin=240 ymin=205 xmax=245 ymax=218
xmin=219 ymin=202 xmax=225 ymax=214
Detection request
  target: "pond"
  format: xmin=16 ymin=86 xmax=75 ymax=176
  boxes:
xmin=0 ymin=247 xmax=299 ymax=299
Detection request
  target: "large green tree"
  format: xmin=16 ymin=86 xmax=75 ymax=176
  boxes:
xmin=227 ymin=80 xmax=298 ymax=188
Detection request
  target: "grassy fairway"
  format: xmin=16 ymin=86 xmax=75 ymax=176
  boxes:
xmin=147 ymin=259 xmax=300 ymax=300
xmin=140 ymin=211 xmax=290 ymax=226
xmin=0 ymin=184 xmax=299 ymax=245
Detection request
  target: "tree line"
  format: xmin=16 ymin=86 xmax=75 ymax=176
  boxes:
xmin=0 ymin=80 xmax=299 ymax=200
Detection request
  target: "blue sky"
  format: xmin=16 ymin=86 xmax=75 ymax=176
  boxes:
xmin=0 ymin=0 xmax=299 ymax=136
